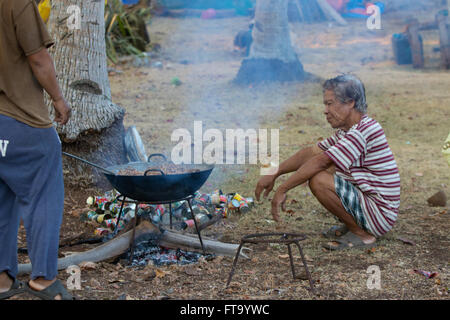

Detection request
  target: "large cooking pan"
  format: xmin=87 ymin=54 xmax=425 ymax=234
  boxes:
xmin=63 ymin=153 xmax=214 ymax=202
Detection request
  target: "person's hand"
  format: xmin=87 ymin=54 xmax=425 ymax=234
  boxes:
xmin=255 ymin=174 xmax=277 ymax=201
xmin=53 ymin=98 xmax=71 ymax=125
xmin=271 ymin=189 xmax=287 ymax=222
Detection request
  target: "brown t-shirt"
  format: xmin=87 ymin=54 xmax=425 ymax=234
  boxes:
xmin=0 ymin=0 xmax=55 ymax=128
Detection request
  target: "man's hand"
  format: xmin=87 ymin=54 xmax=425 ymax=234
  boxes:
xmin=255 ymin=175 xmax=277 ymax=201
xmin=53 ymin=98 xmax=71 ymax=125
xmin=271 ymin=189 xmax=287 ymax=222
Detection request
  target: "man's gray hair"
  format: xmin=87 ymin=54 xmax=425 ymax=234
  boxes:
xmin=323 ymin=74 xmax=368 ymax=114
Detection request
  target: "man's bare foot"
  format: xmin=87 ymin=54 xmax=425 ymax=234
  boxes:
xmin=28 ymin=278 xmax=62 ymax=300
xmin=0 ymin=272 xmax=14 ymax=293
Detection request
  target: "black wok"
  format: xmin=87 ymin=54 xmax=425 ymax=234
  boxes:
xmin=63 ymin=153 xmax=214 ymax=202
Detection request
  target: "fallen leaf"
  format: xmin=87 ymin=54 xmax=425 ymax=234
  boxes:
xmin=415 ymin=172 xmax=423 ymax=177
xmin=428 ymin=210 xmax=447 ymax=217
xmin=413 ymin=269 xmax=439 ymax=279
xmin=155 ymin=269 xmax=167 ymax=278
xmin=367 ymin=247 xmax=376 ymax=254
xmin=278 ymin=254 xmax=290 ymax=259
xmin=79 ymin=261 xmax=97 ymax=270
xmin=397 ymin=237 xmax=416 ymax=246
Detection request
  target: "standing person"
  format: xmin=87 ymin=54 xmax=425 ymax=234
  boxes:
xmin=255 ymin=74 xmax=400 ymax=250
xmin=0 ymin=0 xmax=72 ymax=299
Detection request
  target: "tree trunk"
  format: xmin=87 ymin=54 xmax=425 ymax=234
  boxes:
xmin=46 ymin=0 xmax=127 ymax=188
xmin=234 ymin=0 xmax=306 ymax=84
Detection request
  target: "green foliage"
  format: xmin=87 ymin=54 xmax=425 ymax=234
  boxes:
xmin=105 ymin=0 xmax=152 ymax=64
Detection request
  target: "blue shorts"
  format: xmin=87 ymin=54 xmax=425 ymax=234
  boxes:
xmin=0 ymin=114 xmax=64 ymax=280
xmin=334 ymin=174 xmax=370 ymax=233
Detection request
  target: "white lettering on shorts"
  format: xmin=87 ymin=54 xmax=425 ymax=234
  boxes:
xmin=0 ymin=140 xmax=9 ymax=157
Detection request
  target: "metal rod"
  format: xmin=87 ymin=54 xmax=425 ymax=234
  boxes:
xmin=294 ymin=241 xmax=315 ymax=294
xmin=226 ymin=241 xmax=244 ymax=288
xmin=287 ymin=243 xmax=297 ymax=280
xmin=113 ymin=197 xmax=126 ymax=235
xmin=224 ymin=232 xmax=316 ymax=294
xmin=169 ymin=203 xmax=173 ymax=230
xmin=187 ymin=198 xmax=206 ymax=255
xmin=128 ymin=203 xmax=139 ymax=265
xmin=62 ymin=152 xmax=116 ymax=175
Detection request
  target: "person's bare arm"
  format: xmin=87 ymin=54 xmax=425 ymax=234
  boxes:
xmin=27 ymin=48 xmax=71 ymax=125
xmin=274 ymin=145 xmax=323 ymax=178
xmin=271 ymin=152 xmax=333 ymax=221
xmin=278 ymin=152 xmax=333 ymax=194
xmin=255 ymin=145 xmax=323 ymax=200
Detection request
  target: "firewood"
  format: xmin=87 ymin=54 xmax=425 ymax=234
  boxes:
xmin=59 ymin=231 xmax=90 ymax=247
xmin=17 ymin=220 xmax=249 ymax=275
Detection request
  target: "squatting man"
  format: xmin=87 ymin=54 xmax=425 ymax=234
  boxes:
xmin=255 ymin=74 xmax=400 ymax=250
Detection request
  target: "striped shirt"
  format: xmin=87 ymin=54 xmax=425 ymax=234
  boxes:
xmin=317 ymin=114 xmax=400 ymax=237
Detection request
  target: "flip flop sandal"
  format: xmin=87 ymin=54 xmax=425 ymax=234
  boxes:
xmin=0 ymin=278 xmax=26 ymax=300
xmin=322 ymin=225 xmax=349 ymax=239
xmin=25 ymin=280 xmax=75 ymax=300
xmin=322 ymin=231 xmax=377 ymax=251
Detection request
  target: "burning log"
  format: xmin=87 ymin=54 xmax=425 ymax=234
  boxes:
xmin=159 ymin=227 xmax=245 ymax=257
xmin=17 ymin=220 xmax=249 ymax=275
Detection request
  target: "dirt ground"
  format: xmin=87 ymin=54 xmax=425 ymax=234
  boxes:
xmin=13 ymin=6 xmax=449 ymax=301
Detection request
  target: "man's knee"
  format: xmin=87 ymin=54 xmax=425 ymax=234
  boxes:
xmin=309 ymin=171 xmax=335 ymax=194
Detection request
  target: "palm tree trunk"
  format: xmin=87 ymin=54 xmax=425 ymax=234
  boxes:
xmin=46 ymin=0 xmax=127 ymax=187
xmin=234 ymin=0 xmax=306 ymax=84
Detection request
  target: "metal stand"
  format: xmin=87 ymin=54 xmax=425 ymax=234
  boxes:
xmin=112 ymin=194 xmax=206 ymax=264
xmin=226 ymin=232 xmax=315 ymax=294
